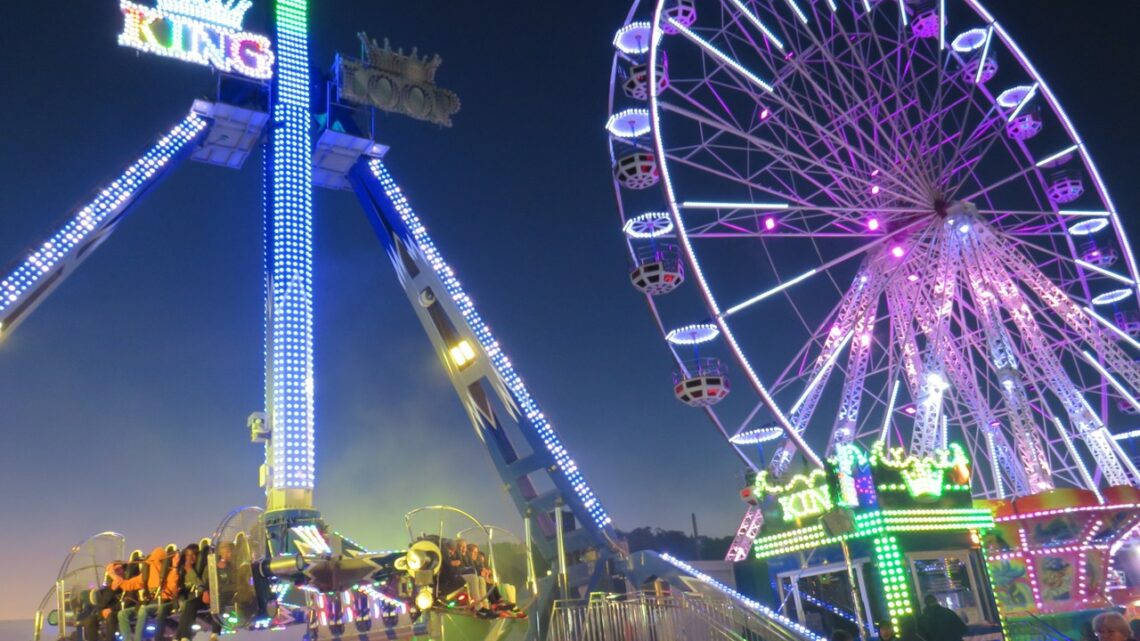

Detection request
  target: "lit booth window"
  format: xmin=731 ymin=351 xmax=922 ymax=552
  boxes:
xmin=744 ymin=442 xmax=1001 ymax=637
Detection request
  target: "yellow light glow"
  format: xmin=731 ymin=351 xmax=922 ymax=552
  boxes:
xmin=449 ymin=339 xmax=477 ymax=367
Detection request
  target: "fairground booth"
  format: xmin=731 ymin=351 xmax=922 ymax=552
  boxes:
xmin=981 ymin=485 xmax=1140 ymax=641
xmin=742 ymin=442 xmax=1002 ymax=637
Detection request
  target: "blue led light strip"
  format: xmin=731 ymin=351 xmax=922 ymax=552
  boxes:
xmin=267 ymin=0 xmax=315 ymax=493
xmin=659 ymin=554 xmax=826 ymax=641
xmin=366 ymin=159 xmax=612 ymax=529
xmin=800 ymin=592 xmax=860 ymax=626
xmin=0 ymin=113 xmax=208 ymax=325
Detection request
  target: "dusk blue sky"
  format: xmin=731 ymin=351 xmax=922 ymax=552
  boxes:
xmin=0 ymin=0 xmax=1137 ymax=624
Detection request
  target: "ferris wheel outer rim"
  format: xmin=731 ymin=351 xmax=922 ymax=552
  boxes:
xmin=607 ymin=0 xmax=761 ymax=472
xmin=639 ymin=0 xmax=1140 ymax=472
xmin=964 ymin=2 xmax=1140 ymax=309
xmin=646 ymin=0 xmax=824 ymax=469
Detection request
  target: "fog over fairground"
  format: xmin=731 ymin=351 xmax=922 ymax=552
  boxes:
xmin=0 ymin=0 xmax=1137 ymax=625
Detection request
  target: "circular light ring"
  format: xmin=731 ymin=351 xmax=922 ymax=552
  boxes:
xmin=997 ymin=85 xmax=1035 ymax=109
xmin=623 ymin=212 xmax=674 ymax=239
xmin=1069 ymin=219 xmax=1110 ymax=236
xmin=666 ymin=322 xmax=720 ymax=345
xmin=1092 ymin=288 xmax=1133 ymax=306
xmin=606 ymin=109 xmax=652 ymax=138
xmin=614 ymin=21 xmax=658 ymax=55
xmin=730 ymin=426 xmax=784 ymax=445
xmin=951 ymin=28 xmax=989 ymax=53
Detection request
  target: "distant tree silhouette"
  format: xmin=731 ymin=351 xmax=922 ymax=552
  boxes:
xmin=617 ymin=527 xmax=733 ymax=561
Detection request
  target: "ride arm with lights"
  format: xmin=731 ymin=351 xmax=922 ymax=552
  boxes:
xmin=0 ymin=111 xmax=210 ymax=341
xmin=932 ymin=318 xmax=1032 ymax=497
xmin=346 ymin=157 xmax=621 ymax=584
xmin=769 ymin=266 xmax=876 ymax=477
xmin=961 ymin=240 xmax=1052 ymax=492
xmin=898 ymin=230 xmax=1035 ymax=494
xmin=909 ymin=227 xmax=961 ymax=456
xmin=994 ymin=227 xmax=1140 ymax=396
xmin=971 ymin=226 xmax=1135 ymax=486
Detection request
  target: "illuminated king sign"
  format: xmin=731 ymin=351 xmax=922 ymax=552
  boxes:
xmin=119 ymin=0 xmax=275 ymax=80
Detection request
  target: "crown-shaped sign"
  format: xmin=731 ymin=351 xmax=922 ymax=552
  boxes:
xmin=156 ymin=0 xmax=253 ymax=29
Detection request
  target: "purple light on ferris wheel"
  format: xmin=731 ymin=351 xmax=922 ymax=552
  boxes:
xmin=871 ymin=185 xmax=881 ymax=195
xmin=759 ymin=108 xmax=771 ymax=121
xmin=891 ymin=245 xmax=906 ymax=258
xmin=867 ymin=217 xmax=881 ymax=232
xmin=764 ymin=216 xmax=777 ymax=231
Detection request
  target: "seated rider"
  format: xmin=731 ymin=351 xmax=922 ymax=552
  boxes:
xmin=466 ymin=545 xmax=482 ymax=575
xmin=174 ymin=543 xmax=219 ymax=641
xmin=114 ymin=547 xmax=179 ymax=641
xmin=442 ymin=540 xmax=461 ymax=569
xmin=77 ymin=562 xmax=123 ymax=641
xmin=455 ymin=540 xmax=474 ymax=573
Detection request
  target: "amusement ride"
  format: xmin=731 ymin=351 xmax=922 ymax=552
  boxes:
xmin=11 ymin=1 xmax=822 ymax=641
xmin=607 ymin=0 xmax=1140 ymax=637
xmin=5 ymin=0 xmax=1139 ymax=640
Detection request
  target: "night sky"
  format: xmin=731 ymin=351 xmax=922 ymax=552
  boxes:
xmin=0 ymin=0 xmax=1137 ymax=623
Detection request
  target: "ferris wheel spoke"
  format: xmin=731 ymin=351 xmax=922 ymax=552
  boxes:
xmin=660 ymin=144 xmax=894 ymax=224
xmin=830 ymin=13 xmax=939 ymax=191
xmin=945 ymin=128 xmax=1038 ymax=204
xmin=661 ymin=150 xmax=823 ymax=211
xmin=680 ymin=19 xmax=932 ymax=204
xmin=658 ymin=98 xmax=887 ymax=206
xmin=671 ymin=55 xmax=928 ymax=207
xmin=953 ymin=158 xmax=1046 ymax=204
xmin=660 ymin=86 xmax=854 ymax=187
xmin=776 ymin=22 xmax=915 ymax=182
xmin=895 ymin=32 xmax=953 ymax=185
xmin=972 ymin=209 xmax=1074 ymax=237
xmin=1001 ymin=232 xmax=1135 ymax=288
xmin=720 ymin=219 xmax=925 ymax=319
xmin=780 ymin=36 xmax=933 ymax=202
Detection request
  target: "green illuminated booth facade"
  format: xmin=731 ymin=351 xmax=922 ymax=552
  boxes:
xmin=746 ymin=442 xmax=1000 ymax=635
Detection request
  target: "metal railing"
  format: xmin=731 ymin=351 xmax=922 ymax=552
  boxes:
xmin=550 ymin=591 xmax=819 ymax=641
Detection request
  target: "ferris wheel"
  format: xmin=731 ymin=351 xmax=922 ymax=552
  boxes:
xmin=607 ymin=0 xmax=1140 ymax=498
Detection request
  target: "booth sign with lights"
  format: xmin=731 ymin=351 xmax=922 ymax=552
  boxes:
xmin=118 ymin=0 xmax=275 ymax=80
xmin=746 ymin=442 xmax=993 ymax=629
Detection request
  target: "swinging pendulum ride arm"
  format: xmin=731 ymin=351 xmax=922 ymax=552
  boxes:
xmin=348 ymin=155 xmax=824 ymax=641
xmin=346 ymin=158 xmax=618 ymax=585
xmin=0 ymin=112 xmax=210 ymax=342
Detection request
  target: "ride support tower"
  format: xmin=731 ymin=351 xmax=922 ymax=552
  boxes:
xmin=262 ymin=0 xmax=319 ymax=540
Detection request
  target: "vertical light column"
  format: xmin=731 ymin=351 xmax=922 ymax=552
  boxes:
xmin=266 ymin=0 xmax=314 ymax=511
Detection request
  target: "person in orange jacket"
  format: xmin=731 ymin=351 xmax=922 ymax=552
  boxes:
xmin=114 ymin=547 xmax=180 ymax=641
